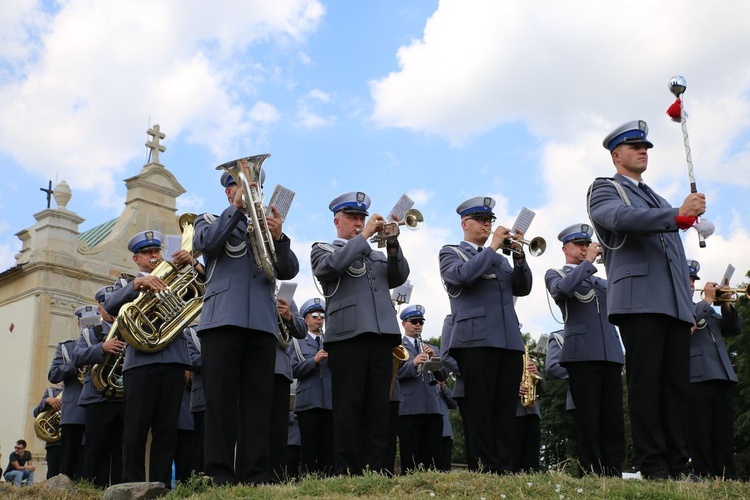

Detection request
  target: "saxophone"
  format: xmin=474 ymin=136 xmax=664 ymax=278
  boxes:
xmin=520 ymin=344 xmax=542 ymax=408
xmin=34 ymin=392 xmax=63 ymax=443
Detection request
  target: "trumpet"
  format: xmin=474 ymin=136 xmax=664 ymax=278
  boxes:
xmin=483 ymin=228 xmax=546 ymax=256
xmin=698 ymin=284 xmax=749 ymax=303
xmin=369 ymin=208 xmax=424 ymax=248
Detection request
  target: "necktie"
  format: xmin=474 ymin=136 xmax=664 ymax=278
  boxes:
xmin=638 ymin=182 xmax=660 ymax=207
xmin=477 ymin=247 xmax=484 ymax=252
xmin=316 ymin=336 xmax=322 ymax=350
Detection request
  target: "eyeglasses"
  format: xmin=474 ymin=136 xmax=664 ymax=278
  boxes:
xmin=408 ymin=319 xmax=425 ymax=325
xmin=570 ymin=241 xmax=591 ymax=247
xmin=310 ymin=313 xmax=325 ymax=319
xmin=469 ymin=215 xmax=496 ymax=225
xmin=14 ymin=446 xmax=23 ymax=450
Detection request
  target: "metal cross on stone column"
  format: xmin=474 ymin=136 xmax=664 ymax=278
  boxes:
xmin=145 ymin=124 xmax=166 ymax=164
xmin=40 ymin=180 xmax=54 ymax=208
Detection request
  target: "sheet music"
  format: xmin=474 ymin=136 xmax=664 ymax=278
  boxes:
xmin=277 ymin=281 xmax=297 ymax=304
xmin=391 ymin=279 xmax=413 ymax=305
xmin=266 ymin=185 xmax=295 ymax=220
xmin=535 ymin=333 xmax=550 ymax=355
xmin=721 ymin=264 xmax=735 ymax=287
xmin=511 ymin=207 xmax=535 ymax=235
xmin=164 ymin=235 xmax=182 ymax=262
xmin=388 ymin=194 xmax=415 ymax=222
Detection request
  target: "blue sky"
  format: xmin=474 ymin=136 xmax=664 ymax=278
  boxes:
xmin=1 ymin=0 xmax=749 ymax=339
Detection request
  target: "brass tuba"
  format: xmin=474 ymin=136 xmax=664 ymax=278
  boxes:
xmin=118 ymin=213 xmax=205 ymax=352
xmin=34 ymin=392 xmax=63 ymax=443
xmin=215 ymin=155 xmax=277 ymax=282
xmin=520 ymin=344 xmax=542 ymax=408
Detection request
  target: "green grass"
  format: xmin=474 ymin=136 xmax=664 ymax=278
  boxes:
xmin=3 ymin=470 xmax=750 ymax=499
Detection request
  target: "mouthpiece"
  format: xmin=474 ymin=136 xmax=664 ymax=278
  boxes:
xmin=149 ymin=257 xmax=162 ymax=266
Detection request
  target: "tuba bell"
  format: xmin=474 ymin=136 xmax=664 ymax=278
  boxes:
xmin=118 ymin=213 xmax=205 ymax=353
xmin=34 ymin=392 xmax=63 ymax=443
xmin=215 ymin=155 xmax=278 ymax=281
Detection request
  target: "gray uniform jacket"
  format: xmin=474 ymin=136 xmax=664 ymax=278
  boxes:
xmin=291 ymin=333 xmax=333 ymax=411
xmin=48 ymin=340 xmax=86 ymax=425
xmin=104 ymin=272 xmax=191 ymax=371
xmin=310 ymin=235 xmax=409 ymax=343
xmin=397 ymin=337 xmax=444 ymax=416
xmin=439 ymin=314 xmax=464 ymax=399
xmin=73 ymin=322 xmax=119 ymax=406
xmin=186 ymin=328 xmax=204 ymax=413
xmin=34 ymin=387 xmax=63 ymax=449
xmin=690 ymin=301 xmax=741 ymax=383
xmin=545 ymin=262 xmax=625 ymax=365
xmin=275 ymin=301 xmax=307 ymax=381
xmin=438 ymin=385 xmax=457 ymax=439
xmin=545 ymin=331 xmax=575 ymax=411
xmin=588 ymin=173 xmax=693 ymax=325
xmin=193 ymin=205 xmax=299 ymax=335
xmin=439 ymin=242 xmax=532 ymax=353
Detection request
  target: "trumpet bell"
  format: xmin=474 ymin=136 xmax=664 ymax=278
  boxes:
xmin=403 ymin=208 xmax=424 ymax=230
xmin=528 ymin=236 xmax=546 ymax=257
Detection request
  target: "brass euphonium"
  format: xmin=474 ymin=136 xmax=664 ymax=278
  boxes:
xmin=215 ymin=155 xmax=277 ymax=281
xmin=90 ymin=319 xmax=125 ymax=399
xmin=389 ymin=345 xmax=410 ymax=399
xmin=118 ymin=213 xmax=205 ymax=353
xmin=520 ymin=344 xmax=542 ymax=408
xmin=34 ymin=392 xmax=63 ymax=443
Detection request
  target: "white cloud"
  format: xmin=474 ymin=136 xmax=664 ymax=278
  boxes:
xmin=0 ymin=0 xmax=324 ymax=197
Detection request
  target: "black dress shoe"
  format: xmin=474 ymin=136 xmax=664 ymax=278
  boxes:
xmin=643 ymin=470 xmax=670 ymax=481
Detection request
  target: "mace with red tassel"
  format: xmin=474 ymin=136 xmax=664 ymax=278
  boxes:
xmin=667 ymin=75 xmax=713 ymax=248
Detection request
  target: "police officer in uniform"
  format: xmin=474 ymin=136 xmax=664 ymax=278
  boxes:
xmin=687 ymin=259 xmax=742 ymax=479
xmin=588 ymin=120 xmax=705 ymax=480
xmin=32 ymin=386 xmax=62 ymax=478
xmin=439 ymin=196 xmax=532 ymax=474
xmin=311 ymin=191 xmax=410 ymax=475
xmin=73 ymin=286 xmax=125 ymax=487
xmin=544 ymin=223 xmax=625 ymax=476
xmin=396 ymin=304 xmax=444 ymax=473
xmin=291 ymin=297 xmax=334 ymax=476
xmin=48 ymin=309 xmax=91 ymax=479
xmin=104 ymin=230 xmax=193 ymax=486
xmin=193 ymin=170 xmax=299 ymax=485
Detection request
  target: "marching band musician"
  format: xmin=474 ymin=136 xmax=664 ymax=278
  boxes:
xmin=439 ymin=196 xmax=532 ymax=474
xmin=544 ymin=330 xmax=576 ymax=413
xmin=436 ymin=380 xmax=457 ymax=472
xmin=185 ymin=328 xmax=205 ymax=476
xmin=396 ymin=304 xmax=445 ymax=473
xmin=270 ymin=297 xmax=307 ymax=482
xmin=73 ymin=286 xmax=124 ymax=488
xmin=439 ymin=314 xmax=475 ymax=470
xmin=588 ymin=120 xmax=704 ymax=480
xmin=192 ymin=170 xmax=299 ymax=485
xmin=310 ymin=191 xmax=410 ymax=475
xmin=290 ymin=297 xmax=334 ymax=476
xmin=32 ymin=386 xmax=62 ymax=479
xmin=48 ymin=308 xmax=92 ymax=479
xmin=544 ymin=223 xmax=625 ymax=476
xmin=513 ymin=358 xmax=545 ymax=473
xmin=687 ymin=259 xmax=742 ymax=479
xmin=104 ymin=230 xmax=193 ymax=487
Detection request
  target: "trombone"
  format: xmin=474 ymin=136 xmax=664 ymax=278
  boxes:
xmin=369 ymin=208 xmax=424 ymax=248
